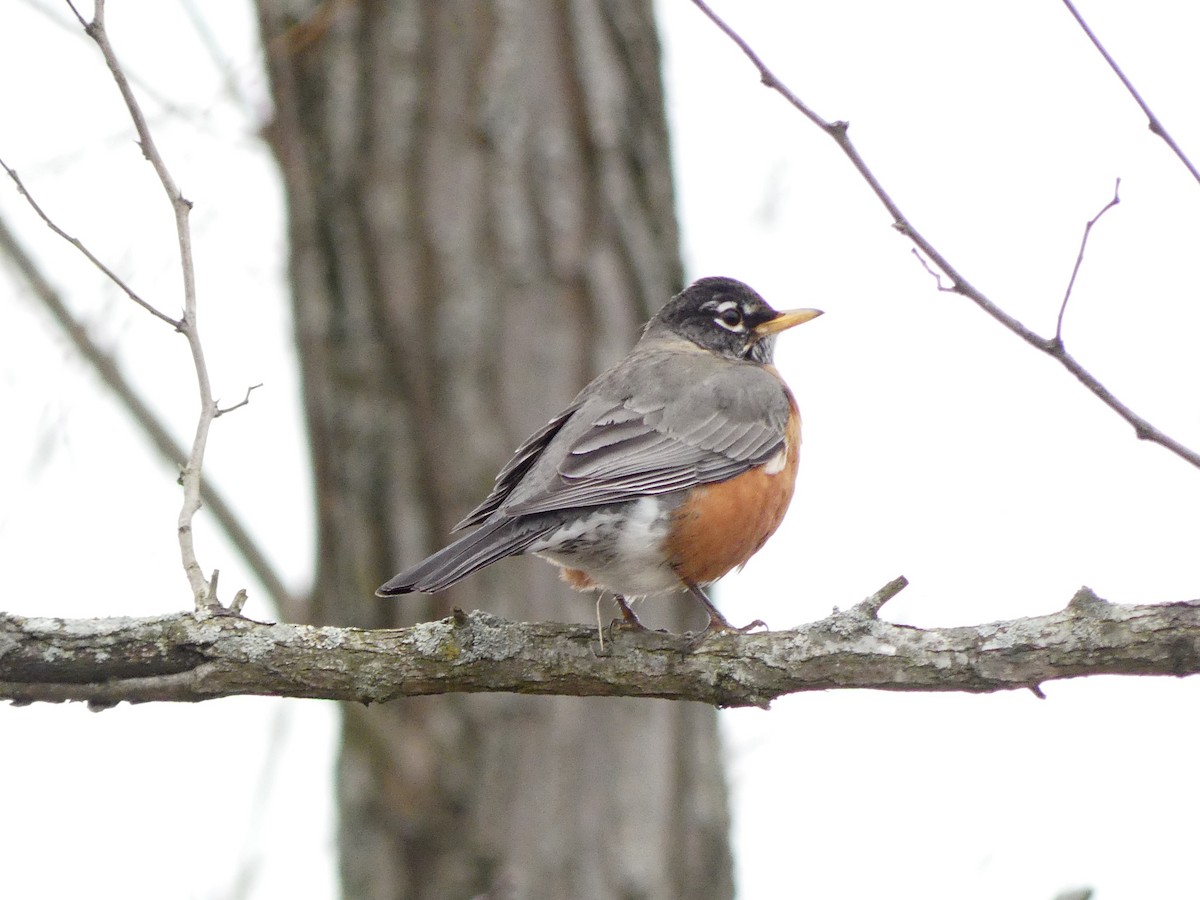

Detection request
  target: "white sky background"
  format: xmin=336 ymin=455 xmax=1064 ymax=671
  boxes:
xmin=1 ymin=2 xmax=1198 ymax=898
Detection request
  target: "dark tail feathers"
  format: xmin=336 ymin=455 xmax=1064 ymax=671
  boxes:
xmin=376 ymin=517 xmax=552 ymax=596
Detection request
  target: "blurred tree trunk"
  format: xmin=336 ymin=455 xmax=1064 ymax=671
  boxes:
xmin=254 ymin=2 xmax=732 ymax=898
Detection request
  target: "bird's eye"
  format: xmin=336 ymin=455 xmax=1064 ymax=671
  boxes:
xmin=715 ymin=307 xmax=743 ymax=330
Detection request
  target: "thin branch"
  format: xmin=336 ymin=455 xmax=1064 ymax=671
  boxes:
xmin=0 ymin=213 xmax=297 ymax=619
xmin=2 ymin=586 xmax=1198 ymax=709
xmin=0 ymin=156 xmax=181 ymax=328
xmin=690 ymin=0 xmax=1200 ymax=473
xmin=28 ymin=0 xmax=203 ymax=133
xmin=64 ymin=1 xmax=88 ymax=33
xmin=1060 ymin=0 xmax=1200 ymax=187
xmin=76 ymin=0 xmax=221 ymax=609
xmin=688 ymin=0 xmax=828 ymax=131
xmin=216 ymin=383 xmax=263 ymax=418
xmin=1055 ymin=180 xmax=1121 ymax=343
xmin=851 ymin=575 xmax=909 ymax=619
xmin=911 ymin=249 xmax=953 ymax=292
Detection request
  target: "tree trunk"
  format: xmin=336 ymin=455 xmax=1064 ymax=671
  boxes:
xmin=254 ymin=2 xmax=732 ymax=897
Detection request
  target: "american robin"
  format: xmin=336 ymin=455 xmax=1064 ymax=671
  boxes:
xmin=377 ymin=276 xmax=822 ymax=638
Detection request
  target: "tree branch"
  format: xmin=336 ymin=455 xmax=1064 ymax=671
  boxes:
xmin=1055 ymin=180 xmax=1121 ymax=343
xmin=689 ymin=0 xmax=1200 ymax=472
xmin=0 ymin=213 xmax=297 ymax=619
xmin=0 ymin=156 xmax=181 ymax=328
xmin=3 ymin=586 xmax=1197 ymax=710
xmin=70 ymin=1 xmax=225 ymax=609
xmin=1059 ymin=0 xmax=1200 ymax=187
xmin=3 ymin=7 xmax=287 ymax=614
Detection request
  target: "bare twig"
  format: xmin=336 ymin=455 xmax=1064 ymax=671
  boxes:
xmin=1060 ymin=0 xmax=1200 ymax=187
xmin=2 ymin=588 xmax=1198 ymax=709
xmin=1055 ymin=180 xmax=1121 ymax=343
xmin=911 ymin=249 xmax=953 ymax=293
xmin=688 ymin=0 xmax=827 ymax=131
xmin=0 ymin=156 xmax=181 ymax=328
xmin=852 ymin=575 xmax=909 ymax=619
xmin=65 ymin=1 xmax=88 ymax=30
xmin=216 ymin=383 xmax=263 ymax=418
xmin=690 ymin=0 xmax=1200 ymax=472
xmin=74 ymin=0 xmax=223 ymax=609
xmin=0 ymin=214 xmax=296 ymax=617
xmin=28 ymin=0 xmax=200 ymax=132
xmin=229 ymin=588 xmax=249 ymax=616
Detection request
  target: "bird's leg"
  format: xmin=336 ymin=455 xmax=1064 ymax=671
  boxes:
xmin=595 ymin=594 xmax=651 ymax=650
xmin=684 ymin=580 xmax=766 ymax=643
xmin=614 ymin=595 xmax=649 ymax=629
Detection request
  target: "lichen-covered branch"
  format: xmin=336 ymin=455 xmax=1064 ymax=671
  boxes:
xmin=2 ymin=587 xmax=1197 ymax=710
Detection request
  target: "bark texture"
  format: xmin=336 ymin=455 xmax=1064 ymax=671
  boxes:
xmin=253 ymin=2 xmax=730 ymax=897
xmin=3 ymin=589 xmax=1199 ymax=709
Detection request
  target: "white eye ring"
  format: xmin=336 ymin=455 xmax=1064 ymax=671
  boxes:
xmin=713 ymin=300 xmax=746 ymax=332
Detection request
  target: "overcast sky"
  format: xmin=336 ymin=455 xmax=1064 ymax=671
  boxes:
xmin=2 ymin=2 xmax=1198 ymax=898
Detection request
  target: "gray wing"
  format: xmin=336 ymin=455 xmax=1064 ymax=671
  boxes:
xmin=454 ymin=403 xmax=581 ymax=530
xmin=499 ymin=357 xmax=793 ymax=517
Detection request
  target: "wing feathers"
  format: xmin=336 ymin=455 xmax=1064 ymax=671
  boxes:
xmin=377 ymin=517 xmax=554 ymax=594
xmin=457 ymin=350 xmax=794 ymax=524
xmin=505 ymin=366 xmax=791 ymax=517
xmin=453 ymin=404 xmax=580 ymax=530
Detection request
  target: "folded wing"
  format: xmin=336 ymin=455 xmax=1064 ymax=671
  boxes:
xmin=499 ymin=359 xmax=793 ymax=518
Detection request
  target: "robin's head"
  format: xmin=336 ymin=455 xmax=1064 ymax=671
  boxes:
xmin=644 ymin=276 xmax=823 ymax=364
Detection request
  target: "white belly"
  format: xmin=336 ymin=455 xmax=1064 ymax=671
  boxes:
xmin=528 ymin=497 xmax=683 ymax=597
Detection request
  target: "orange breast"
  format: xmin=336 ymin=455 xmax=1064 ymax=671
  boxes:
xmin=665 ymin=386 xmax=800 ymax=586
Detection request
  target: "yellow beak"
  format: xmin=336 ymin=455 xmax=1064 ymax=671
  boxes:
xmin=753 ymin=307 xmax=824 ymax=337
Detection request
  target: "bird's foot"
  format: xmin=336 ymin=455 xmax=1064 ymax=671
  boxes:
xmin=613 ymin=595 xmax=650 ymax=629
xmin=685 ymin=612 xmax=768 ymax=651
xmin=723 ymin=616 xmax=768 ymax=634
xmin=681 ymin=579 xmax=766 ymax=649
xmin=595 ymin=595 xmax=654 ymax=654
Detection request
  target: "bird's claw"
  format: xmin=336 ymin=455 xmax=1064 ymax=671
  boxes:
xmin=685 ymin=616 xmax=768 ymax=651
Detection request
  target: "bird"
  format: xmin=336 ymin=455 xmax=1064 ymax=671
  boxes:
xmin=377 ymin=276 xmax=822 ymax=639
